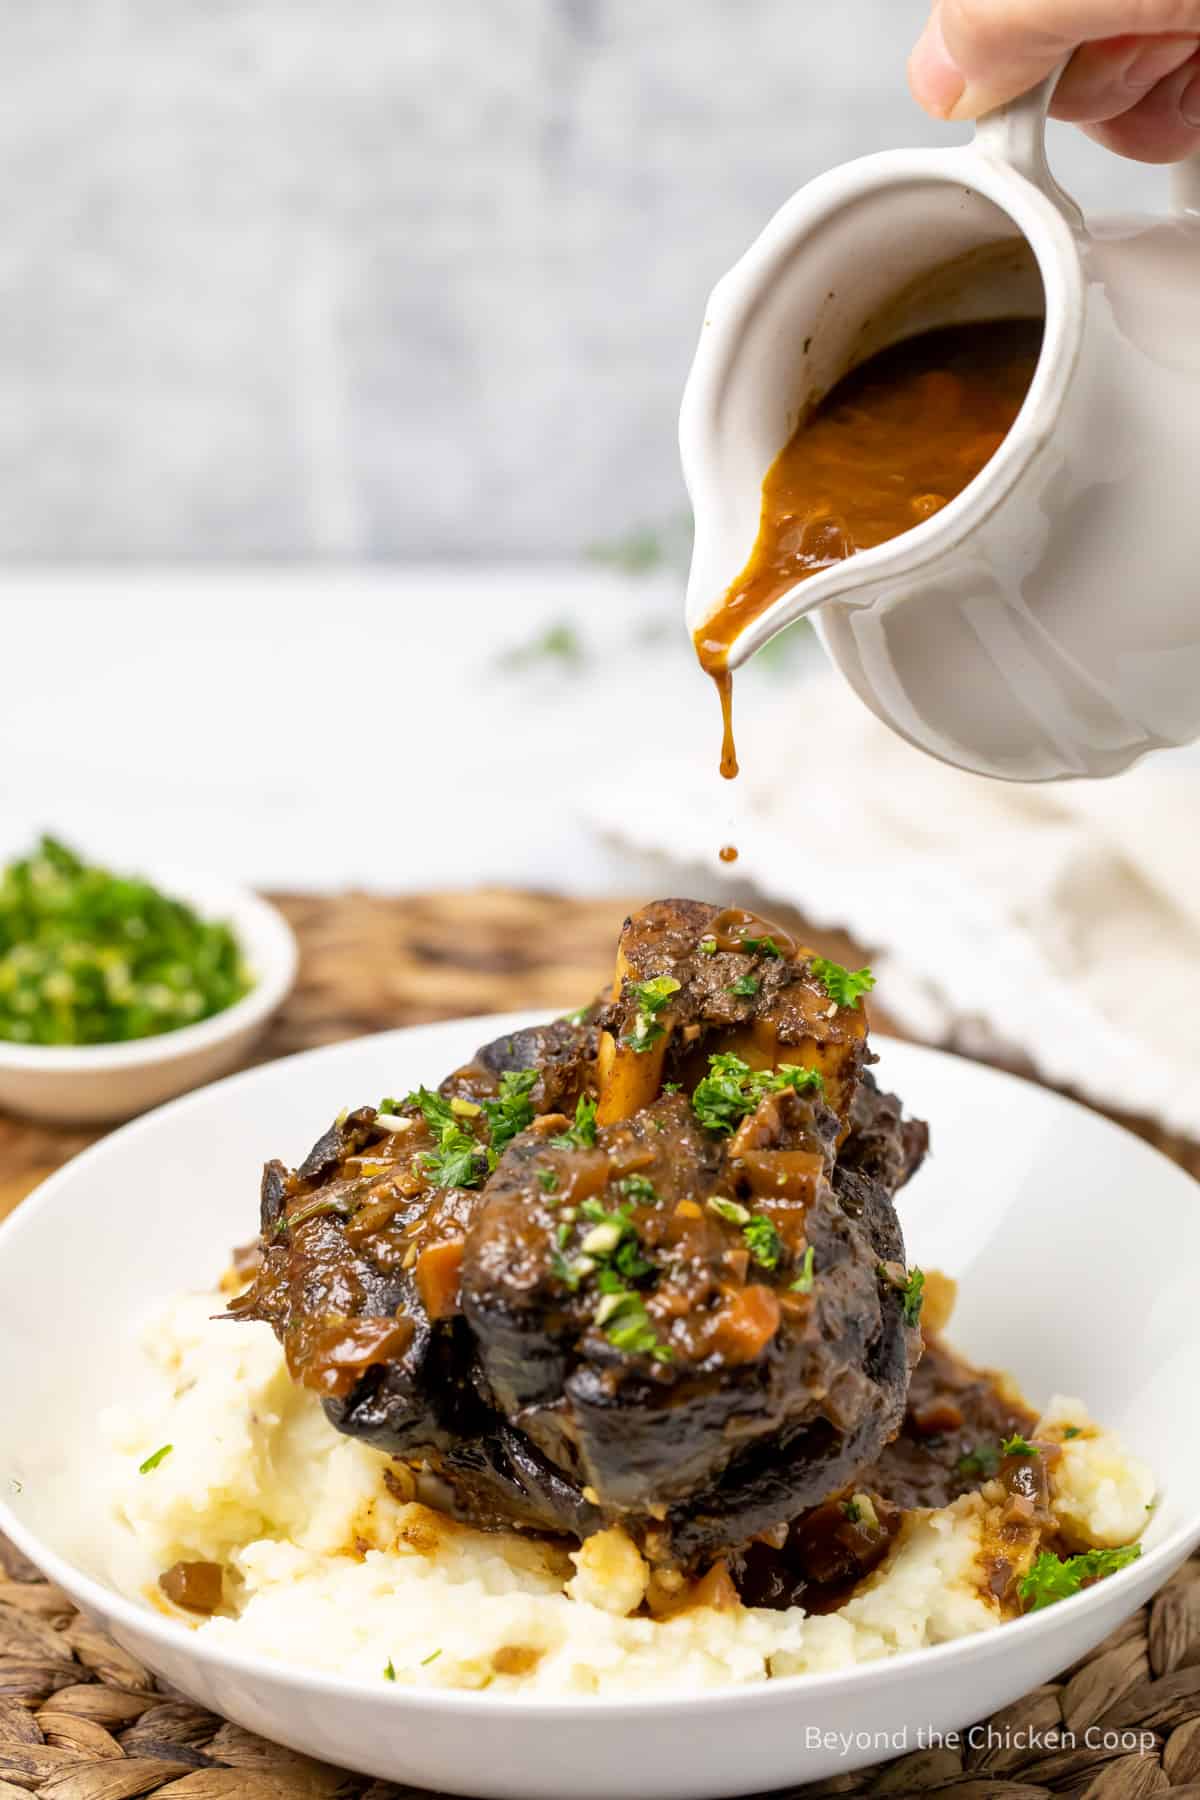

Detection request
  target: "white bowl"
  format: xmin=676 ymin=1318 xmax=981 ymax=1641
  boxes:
xmin=0 ymin=871 xmax=298 ymax=1124
xmin=1 ymin=1014 xmax=1197 ymax=1800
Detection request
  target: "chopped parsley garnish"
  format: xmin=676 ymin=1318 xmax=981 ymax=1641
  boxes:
xmin=726 ymin=975 xmax=759 ymax=999
xmin=790 ymin=1246 xmax=815 ymax=1293
xmin=1064 ymin=1425 xmax=1082 ymax=1440
xmin=404 ymin=1085 xmax=459 ymax=1137
xmin=698 ymin=936 xmax=717 ymax=956
xmin=740 ymin=934 xmax=783 ymax=958
xmin=0 ymin=835 xmax=250 ymax=1047
xmin=691 ymin=1052 xmax=825 ymax=1135
xmin=550 ymin=1093 xmax=599 ymax=1149
xmin=424 ymin=1125 xmax=487 ymax=1190
xmin=707 ymin=1196 xmax=750 ymax=1225
xmin=902 ymin=1266 xmax=925 ymax=1327
xmin=578 ymin=1199 xmax=654 ymax=1282
xmin=810 ymin=957 xmax=875 ymax=1010
xmin=842 ymin=1499 xmax=862 ymax=1524
xmin=623 ymin=975 xmax=682 ymax=1054
xmin=617 ymin=1173 xmax=658 ymax=1205
xmin=743 ymin=1214 xmax=784 ymax=1270
xmin=562 ymin=1006 xmax=590 ymax=1026
xmin=383 ymin=1659 xmax=397 ymax=1681
xmin=662 ymin=1081 xmax=681 ymax=1094
xmin=537 ymin=1167 xmax=559 ymax=1194
xmin=421 ymin=1648 xmax=442 ymax=1666
xmin=139 ymin=1444 xmax=173 ymax=1474
xmin=1001 ymin=1434 xmax=1039 ymax=1459
xmin=594 ymin=1288 xmax=672 ymax=1362
xmin=956 ymin=1444 xmax=1000 ymax=1479
xmin=482 ymin=1068 xmax=538 ymax=1158
xmin=1019 ymin=1544 xmax=1141 ymax=1612
xmin=406 ymin=1085 xmax=488 ymax=1189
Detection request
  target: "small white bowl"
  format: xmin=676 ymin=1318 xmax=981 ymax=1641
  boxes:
xmin=0 ymin=872 xmax=298 ymax=1125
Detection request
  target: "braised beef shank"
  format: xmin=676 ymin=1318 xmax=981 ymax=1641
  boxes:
xmin=232 ymin=900 xmax=928 ymax=1570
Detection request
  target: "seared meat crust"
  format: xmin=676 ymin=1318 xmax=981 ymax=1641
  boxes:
xmin=232 ymin=902 xmax=927 ymax=1571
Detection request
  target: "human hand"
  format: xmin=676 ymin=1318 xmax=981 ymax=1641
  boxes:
xmin=909 ymin=2 xmax=1200 ymax=162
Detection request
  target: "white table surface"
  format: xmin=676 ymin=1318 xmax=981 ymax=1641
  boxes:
xmin=2 ymin=565 xmax=799 ymax=894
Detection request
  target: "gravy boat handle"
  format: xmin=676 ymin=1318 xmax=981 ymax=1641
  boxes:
xmin=974 ymin=57 xmax=1200 ymax=222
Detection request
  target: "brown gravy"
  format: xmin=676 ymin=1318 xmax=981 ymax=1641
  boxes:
xmin=694 ymin=318 xmax=1043 ymax=776
xmin=729 ymin=1333 xmax=1038 ymax=1613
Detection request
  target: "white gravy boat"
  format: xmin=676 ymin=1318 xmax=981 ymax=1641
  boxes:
xmin=681 ymin=72 xmax=1200 ymax=781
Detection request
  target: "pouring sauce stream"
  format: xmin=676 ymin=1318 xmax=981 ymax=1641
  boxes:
xmin=693 ymin=318 xmax=1044 ymax=782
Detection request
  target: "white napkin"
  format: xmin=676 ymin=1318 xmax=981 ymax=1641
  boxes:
xmin=585 ymin=670 xmax=1200 ymax=1140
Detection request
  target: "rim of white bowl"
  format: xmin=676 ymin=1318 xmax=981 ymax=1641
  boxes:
xmin=0 ymin=1020 xmax=1196 ymax=1716
xmin=0 ymin=871 xmax=298 ymax=1071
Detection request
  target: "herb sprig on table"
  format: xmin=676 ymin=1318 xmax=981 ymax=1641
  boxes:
xmin=0 ymin=836 xmax=250 ymax=1046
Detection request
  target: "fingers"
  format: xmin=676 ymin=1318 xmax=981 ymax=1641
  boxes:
xmin=1051 ymin=32 xmax=1199 ymax=120
xmin=909 ymin=0 xmax=1200 ymax=120
xmin=1081 ymin=48 xmax=1200 ymax=157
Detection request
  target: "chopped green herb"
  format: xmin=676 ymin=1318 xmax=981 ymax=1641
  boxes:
xmin=707 ymin=1195 xmax=750 ymax=1225
xmin=691 ymin=1052 xmax=825 ymax=1135
xmin=790 ymin=1246 xmax=816 ymax=1293
xmin=404 ymin=1084 xmax=489 ymax=1189
xmin=1063 ymin=1426 xmax=1082 ymax=1440
xmin=383 ymin=1658 xmax=397 ymax=1681
xmin=0 ymin=836 xmax=251 ymax=1047
xmin=698 ymin=937 xmax=718 ymax=956
xmin=537 ymin=1167 xmax=559 ymax=1194
xmin=740 ymin=935 xmax=783 ymax=958
xmin=956 ymin=1444 xmax=1000 ymax=1479
xmin=662 ymin=1081 xmax=682 ymax=1094
xmin=139 ymin=1444 xmax=173 ymax=1474
xmin=617 ymin=1174 xmax=659 ymax=1205
xmin=421 ymin=1648 xmax=443 ymax=1666
xmin=1019 ymin=1544 xmax=1141 ymax=1612
xmin=727 ymin=975 xmax=760 ymax=999
xmin=1001 ymin=1434 xmax=1039 ymax=1459
xmin=902 ymin=1266 xmax=925 ymax=1327
xmin=594 ymin=1288 xmax=672 ymax=1362
xmin=743 ymin=1214 xmax=784 ymax=1270
xmin=423 ymin=1125 xmax=487 ymax=1190
xmin=482 ymin=1068 xmax=538 ymax=1157
xmin=842 ymin=1499 xmax=862 ymax=1524
xmin=276 ymin=1194 xmax=354 ymax=1236
xmin=562 ymin=1006 xmax=590 ymax=1026
xmin=378 ymin=1096 xmax=399 ymax=1115
xmin=809 ymin=957 xmax=875 ymax=1010
xmin=404 ymin=1085 xmax=459 ymax=1139
xmin=555 ymin=1221 xmax=572 ymax=1250
xmin=558 ymin=1199 xmax=653 ymax=1291
xmin=551 ymin=1093 xmax=599 ymax=1150
xmin=623 ymin=976 xmax=682 ymax=1054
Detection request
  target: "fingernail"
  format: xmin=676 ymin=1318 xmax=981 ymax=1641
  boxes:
xmin=1181 ymin=68 xmax=1200 ymax=126
xmin=1125 ymin=34 xmax=1199 ymax=92
xmin=909 ymin=12 xmax=966 ymax=119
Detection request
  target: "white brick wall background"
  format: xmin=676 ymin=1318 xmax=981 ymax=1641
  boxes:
xmin=0 ymin=0 xmax=1168 ymax=561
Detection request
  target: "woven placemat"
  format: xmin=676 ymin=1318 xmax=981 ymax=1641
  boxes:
xmin=1 ymin=886 xmax=1197 ymax=1800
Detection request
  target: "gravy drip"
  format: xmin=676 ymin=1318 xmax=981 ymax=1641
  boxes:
xmin=694 ymin=318 xmax=1043 ymax=777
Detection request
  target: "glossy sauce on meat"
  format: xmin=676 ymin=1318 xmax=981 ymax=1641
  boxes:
xmin=729 ymin=1332 xmax=1040 ymax=1614
xmin=866 ymin=1333 xmax=1037 ymax=1512
xmin=694 ymin=318 xmax=1043 ymax=778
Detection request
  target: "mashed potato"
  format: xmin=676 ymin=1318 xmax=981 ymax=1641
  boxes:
xmin=98 ymin=1295 xmax=1155 ymax=1696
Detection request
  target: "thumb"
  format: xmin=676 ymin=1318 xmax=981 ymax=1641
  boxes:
xmin=909 ymin=2 xmax=1064 ymax=119
xmin=911 ymin=0 xmax=1200 ymax=120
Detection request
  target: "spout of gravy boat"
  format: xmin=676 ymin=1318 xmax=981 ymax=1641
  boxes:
xmin=680 ymin=119 xmax=1085 ymax=673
